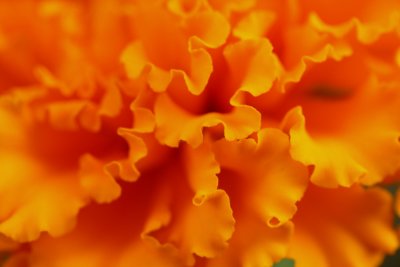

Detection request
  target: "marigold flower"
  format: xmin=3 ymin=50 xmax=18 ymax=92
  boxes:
xmin=0 ymin=0 xmax=400 ymax=267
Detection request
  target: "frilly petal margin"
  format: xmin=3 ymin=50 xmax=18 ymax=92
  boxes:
xmin=204 ymin=128 xmax=308 ymax=267
xmin=212 ymin=128 xmax=309 ymax=227
xmin=5 ymin=143 xmax=235 ymax=267
xmin=147 ymin=190 xmax=234 ymax=263
xmin=154 ymin=93 xmax=260 ymax=148
xmin=0 ymin=108 xmax=88 ymax=242
xmin=206 ymin=222 xmax=293 ymax=267
xmin=5 ymin=67 xmax=124 ymax=133
xmin=289 ymin=185 xmax=399 ymax=267
xmin=281 ymin=87 xmax=400 ymax=188
xmin=224 ymin=38 xmax=282 ymax=100
xmin=280 ymin=107 xmax=366 ymax=187
xmin=233 ymin=10 xmax=276 ymax=40
xmin=308 ymin=11 xmax=400 ymax=45
xmin=104 ymin=127 xmax=148 ymax=183
xmin=121 ymin=7 xmax=230 ymax=95
xmin=0 ymin=150 xmax=86 ymax=242
xmin=121 ymin=41 xmax=213 ymax=95
xmin=92 ymin=90 xmax=157 ymax=185
xmin=7 ymin=181 xmax=188 ymax=267
xmin=152 ymin=38 xmax=282 ymax=149
xmin=183 ymin=140 xmax=220 ymax=204
xmin=144 ymin=143 xmax=235 ymax=264
xmin=186 ymin=10 xmax=231 ymax=49
xmin=0 ymin=94 xmax=149 ymax=242
xmin=205 ymin=0 xmax=256 ymax=15
xmin=279 ymin=41 xmax=353 ymax=91
xmin=79 ymin=154 xmax=122 ymax=204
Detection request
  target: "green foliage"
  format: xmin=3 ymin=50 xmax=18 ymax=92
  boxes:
xmin=273 ymin=258 xmax=295 ymax=267
xmin=381 ymin=249 xmax=400 ymax=267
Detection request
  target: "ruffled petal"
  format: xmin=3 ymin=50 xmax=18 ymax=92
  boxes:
xmin=297 ymin=0 xmax=400 ymax=26
xmin=184 ymin=140 xmax=219 ymax=204
xmin=0 ymin=104 xmax=130 ymax=242
xmin=15 ymin=145 xmax=234 ymax=267
xmin=145 ymin=144 xmax=235 ymax=263
xmin=280 ymin=76 xmax=400 ymax=187
xmin=308 ymin=12 xmax=400 ymax=44
xmin=280 ymin=35 xmax=353 ymax=89
xmin=289 ymin=185 xmax=399 ymax=267
xmin=154 ymin=93 xmax=260 ymax=147
xmin=105 ymin=128 xmax=147 ymax=182
xmin=206 ymin=221 xmax=293 ymax=267
xmin=0 ymin=150 xmax=86 ymax=242
xmin=0 ymin=108 xmax=88 ymax=242
xmin=224 ymin=38 xmax=281 ymax=98
xmin=4 ymin=71 xmax=124 ymax=133
xmin=121 ymin=40 xmax=213 ymax=95
xmin=233 ymin=10 xmax=276 ymax=40
xmin=185 ymin=10 xmax=230 ymax=49
xmin=281 ymin=107 xmax=365 ymax=187
xmin=204 ymin=128 xmax=308 ymax=266
xmin=121 ymin=5 xmax=229 ymax=95
xmin=213 ymin=128 xmax=309 ymax=226
xmin=24 ymin=181 xmax=187 ymax=267
xmin=206 ymin=0 xmax=256 ymax=15
xmin=150 ymin=190 xmax=234 ymax=261
xmin=79 ymin=154 xmax=122 ymax=204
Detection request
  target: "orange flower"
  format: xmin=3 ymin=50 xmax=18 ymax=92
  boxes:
xmin=1 ymin=0 xmax=400 ymax=267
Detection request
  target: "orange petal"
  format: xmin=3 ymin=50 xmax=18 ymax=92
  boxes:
xmin=280 ymin=78 xmax=400 ymax=187
xmin=298 ymin=0 xmax=400 ymax=25
xmin=167 ymin=0 xmax=202 ymax=17
xmin=17 ymin=146 xmax=234 ymax=267
xmin=289 ymin=185 xmax=399 ymax=267
xmin=154 ymin=93 xmax=260 ymax=147
xmin=224 ymin=38 xmax=281 ymax=98
xmin=396 ymin=189 xmax=400 ymax=219
xmin=105 ymin=128 xmax=148 ymax=182
xmin=213 ymin=128 xmax=309 ymax=226
xmin=0 ymin=105 xmax=130 ymax=242
xmin=281 ymin=107 xmax=366 ymax=187
xmin=150 ymin=190 xmax=234 ymax=261
xmin=233 ymin=10 xmax=276 ymax=40
xmin=0 ymin=150 xmax=86 ymax=242
xmin=23 ymin=181 xmax=187 ymax=267
xmin=184 ymin=141 xmax=220 ymax=204
xmin=308 ymin=12 xmax=400 ymax=44
xmin=0 ymin=234 xmax=19 ymax=251
xmin=204 ymin=128 xmax=308 ymax=266
xmin=46 ymin=100 xmax=89 ymax=131
xmin=281 ymin=39 xmax=353 ymax=89
xmin=186 ymin=10 xmax=230 ymax=49
xmin=121 ymin=41 xmax=213 ymax=95
xmin=206 ymin=221 xmax=293 ymax=267
xmin=121 ymin=6 xmax=226 ymax=95
xmin=79 ymin=154 xmax=121 ymax=204
xmin=206 ymin=0 xmax=256 ymax=14
xmin=144 ymin=147 xmax=235 ymax=263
